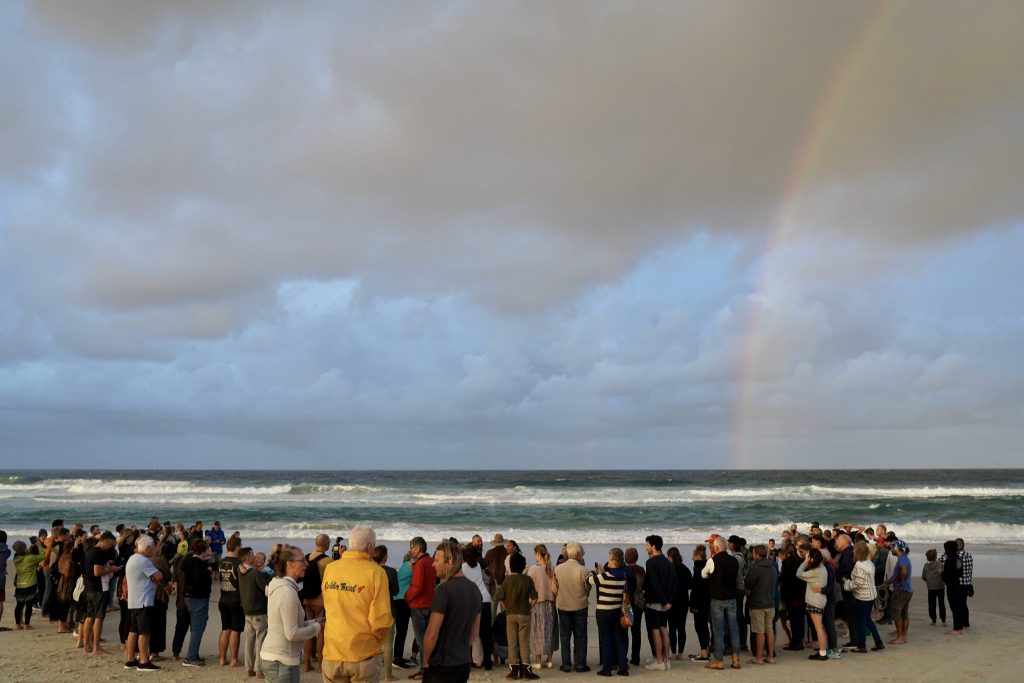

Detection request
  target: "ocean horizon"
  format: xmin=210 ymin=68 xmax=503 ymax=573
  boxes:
xmin=3 ymin=468 xmax=1022 ymax=548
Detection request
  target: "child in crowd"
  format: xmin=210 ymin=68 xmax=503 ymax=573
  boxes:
xmin=921 ymin=548 xmax=946 ymax=626
xmin=496 ymin=553 xmax=538 ymax=680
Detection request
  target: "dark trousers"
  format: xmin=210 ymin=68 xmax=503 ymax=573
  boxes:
xmin=393 ymin=599 xmax=411 ymax=659
xmin=118 ymin=599 xmax=131 ymax=644
xmin=172 ymin=603 xmax=190 ymax=656
xmin=692 ymin=606 xmax=710 ymax=651
xmin=558 ymin=608 xmax=587 ymax=668
xmin=963 ymin=585 xmax=972 ymax=627
xmin=928 ymin=588 xmax=947 ymax=623
xmin=478 ymin=602 xmax=493 ymax=665
xmin=855 ymin=599 xmax=882 ymax=648
xmin=947 ymin=583 xmax=967 ymax=631
xmin=151 ymin=601 xmax=168 ymax=654
xmin=840 ymin=589 xmax=859 ymax=644
xmin=596 ymin=611 xmax=628 ymax=672
xmin=668 ymin=603 xmax=688 ymax=654
xmin=823 ymin=599 xmax=838 ymax=650
xmin=422 ymin=663 xmax=471 ymax=683
xmin=786 ymin=602 xmax=805 ymax=648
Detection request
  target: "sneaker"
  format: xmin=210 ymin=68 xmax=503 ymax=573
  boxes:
xmin=125 ymin=660 xmax=140 ymax=669
xmin=643 ymin=662 xmax=666 ymax=671
xmin=138 ymin=662 xmax=161 ymax=672
xmin=826 ymin=649 xmax=842 ymax=660
xmin=597 ymin=670 xmax=613 ymax=677
xmin=393 ymin=659 xmax=410 ymax=670
xmin=183 ymin=658 xmax=206 ymax=667
xmin=574 ymin=666 xmax=591 ymax=673
xmin=808 ymin=653 xmax=829 ymax=661
xmin=688 ymin=654 xmax=710 ymax=662
xmin=559 ymin=666 xmax=573 ymax=673
xmin=616 ymin=670 xmax=629 ymax=677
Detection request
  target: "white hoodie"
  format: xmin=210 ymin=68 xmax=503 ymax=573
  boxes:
xmin=260 ymin=576 xmax=321 ymax=666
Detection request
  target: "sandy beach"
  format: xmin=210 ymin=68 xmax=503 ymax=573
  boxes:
xmin=1 ymin=576 xmax=1019 ymax=683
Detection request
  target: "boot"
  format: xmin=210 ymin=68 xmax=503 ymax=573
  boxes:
xmin=522 ymin=665 xmax=540 ymax=680
xmin=505 ymin=664 xmax=521 ymax=680
xmin=731 ymin=654 xmax=741 ymax=670
xmin=704 ymin=659 xmax=724 ymax=670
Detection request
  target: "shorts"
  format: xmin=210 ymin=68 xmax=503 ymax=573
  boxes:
xmin=889 ymin=590 xmax=913 ymax=620
xmin=219 ymin=601 xmax=245 ymax=632
xmin=644 ymin=607 xmax=667 ymax=629
xmin=806 ymin=605 xmax=824 ymax=615
xmin=129 ymin=607 xmax=152 ymax=636
xmin=748 ymin=607 xmax=774 ymax=634
xmin=84 ymin=590 xmax=107 ymax=618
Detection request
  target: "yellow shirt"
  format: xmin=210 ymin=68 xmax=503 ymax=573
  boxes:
xmin=321 ymin=551 xmax=394 ymax=662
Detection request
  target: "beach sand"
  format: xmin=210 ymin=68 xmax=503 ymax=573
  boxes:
xmin=0 ymin=576 xmax=1019 ymax=682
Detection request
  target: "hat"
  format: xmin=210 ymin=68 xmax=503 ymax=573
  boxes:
xmin=727 ymin=534 xmax=743 ymax=546
xmin=705 ymin=533 xmax=720 ymax=544
xmin=491 ymin=533 xmax=506 ymax=545
xmin=891 ymin=539 xmax=910 ymax=554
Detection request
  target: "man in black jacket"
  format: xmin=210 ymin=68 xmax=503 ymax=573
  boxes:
xmin=642 ymin=535 xmax=675 ymax=671
xmin=700 ymin=537 xmax=740 ymax=670
xmin=834 ymin=534 xmax=859 ymax=647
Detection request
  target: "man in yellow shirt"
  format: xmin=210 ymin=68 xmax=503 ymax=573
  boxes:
xmin=322 ymin=526 xmax=394 ymax=683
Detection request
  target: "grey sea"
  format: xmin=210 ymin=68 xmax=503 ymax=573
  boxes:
xmin=2 ymin=469 xmax=1022 ymax=576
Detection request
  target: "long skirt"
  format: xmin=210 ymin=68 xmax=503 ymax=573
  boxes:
xmin=530 ymin=600 xmax=558 ymax=657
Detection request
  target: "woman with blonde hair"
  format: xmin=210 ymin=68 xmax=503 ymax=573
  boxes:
xmin=848 ymin=541 xmax=885 ymax=652
xmin=260 ymin=545 xmax=322 ymax=682
xmin=526 ymin=544 xmax=558 ymax=669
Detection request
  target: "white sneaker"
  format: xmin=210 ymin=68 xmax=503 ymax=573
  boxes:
xmin=644 ymin=662 xmax=666 ymax=671
xmin=665 ymin=660 xmax=671 ymax=670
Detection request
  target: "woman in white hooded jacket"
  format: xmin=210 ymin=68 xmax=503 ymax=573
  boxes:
xmin=260 ymin=545 xmax=322 ymax=682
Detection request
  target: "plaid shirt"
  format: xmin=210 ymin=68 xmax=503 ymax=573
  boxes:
xmin=938 ymin=550 xmax=973 ymax=586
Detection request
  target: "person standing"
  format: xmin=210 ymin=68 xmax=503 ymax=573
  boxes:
xmin=834 ymin=533 xmax=859 ymax=648
xmin=394 ymin=553 xmax=414 ymax=669
xmin=665 ymin=547 xmax=691 ymax=661
xmin=701 ymin=536 xmax=740 ymax=670
xmin=218 ymin=536 xmax=245 ymax=668
xmin=496 ymin=553 xmax=538 ymax=680
xmin=796 ymin=547 xmax=829 ymax=662
xmin=123 ymin=534 xmax=166 ymax=672
xmin=82 ymin=531 xmax=119 ymax=654
xmin=484 ymin=535 xmax=509 ymax=592
xmin=847 ymin=540 xmax=884 ymax=652
xmin=12 ymin=539 xmax=43 ymax=630
xmin=941 ymin=540 xmax=967 ymax=635
xmin=300 ymin=534 xmax=332 ymax=673
xmin=320 ymin=527 xmax=394 ymax=683
xmin=261 ymin=545 xmax=323 ymax=682
xmin=526 ymin=545 xmax=558 ymax=671
xmin=642 ymin=535 xmax=675 ymax=671
xmin=206 ymin=522 xmax=226 ymax=562
xmin=779 ymin=542 xmax=806 ymax=651
xmin=624 ymin=548 xmax=648 ymax=666
xmin=421 ymin=540 xmax=482 ymax=683
xmin=885 ymin=540 xmax=913 ymax=645
xmin=239 ymin=547 xmax=270 ymax=678
xmin=687 ymin=545 xmax=711 ymax=662
xmin=554 ymin=542 xmax=591 ymax=673
xmin=375 ymin=544 xmax=401 ymax=682
xmin=405 ymin=536 xmax=438 ymax=680
xmin=181 ymin=538 xmax=215 ymax=667
xmin=743 ymin=545 xmax=777 ymax=666
xmin=921 ymin=548 xmax=946 ymax=626
xmin=461 ymin=546 xmax=493 ymax=670
xmin=587 ymin=547 xmax=633 ymax=677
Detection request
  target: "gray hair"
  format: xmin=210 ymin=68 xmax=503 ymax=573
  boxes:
xmin=349 ymin=526 xmax=377 ymax=553
xmin=567 ymin=541 xmax=584 ymax=559
xmin=608 ymin=547 xmax=624 ymax=565
xmin=135 ymin=534 xmax=155 ymax=552
xmin=713 ymin=537 xmax=728 ymax=553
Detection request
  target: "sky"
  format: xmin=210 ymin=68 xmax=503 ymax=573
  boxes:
xmin=1 ymin=0 xmax=1023 ymax=470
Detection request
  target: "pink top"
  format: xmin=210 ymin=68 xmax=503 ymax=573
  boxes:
xmin=527 ymin=564 xmax=556 ymax=602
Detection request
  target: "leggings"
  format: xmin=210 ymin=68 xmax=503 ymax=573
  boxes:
xmin=15 ymin=586 xmax=36 ymax=625
xmin=668 ymin=604 xmax=688 ymax=654
xmin=692 ymin=606 xmax=710 ymax=651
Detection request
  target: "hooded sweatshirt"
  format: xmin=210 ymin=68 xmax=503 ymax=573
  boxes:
xmin=743 ymin=558 xmax=777 ymax=609
xmin=261 ymin=576 xmax=321 ymax=666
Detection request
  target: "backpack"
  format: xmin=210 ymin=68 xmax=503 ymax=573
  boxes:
xmin=299 ymin=552 xmax=326 ymax=601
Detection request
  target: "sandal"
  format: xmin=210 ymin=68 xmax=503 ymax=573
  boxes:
xmin=748 ymin=659 xmax=764 ymax=665
xmin=409 ymin=672 xmax=424 ymax=680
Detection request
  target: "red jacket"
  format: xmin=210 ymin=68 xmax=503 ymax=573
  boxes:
xmin=404 ymin=554 xmax=437 ymax=609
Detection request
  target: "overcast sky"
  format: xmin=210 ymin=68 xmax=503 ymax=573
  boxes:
xmin=2 ymin=1 xmax=1023 ymax=470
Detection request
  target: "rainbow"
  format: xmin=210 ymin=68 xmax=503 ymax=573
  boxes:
xmin=733 ymin=1 xmax=897 ymax=467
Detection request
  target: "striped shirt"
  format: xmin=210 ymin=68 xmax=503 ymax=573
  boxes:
xmin=587 ymin=566 xmax=629 ymax=611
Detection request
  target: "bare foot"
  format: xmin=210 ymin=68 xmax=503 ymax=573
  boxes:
xmin=232 ymin=661 xmax=243 ymax=667
xmin=90 ymin=647 xmax=111 ymax=656
xmin=944 ymin=630 xmax=963 ymax=635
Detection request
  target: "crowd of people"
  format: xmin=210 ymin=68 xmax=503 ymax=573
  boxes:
xmin=0 ymin=519 xmax=976 ymax=682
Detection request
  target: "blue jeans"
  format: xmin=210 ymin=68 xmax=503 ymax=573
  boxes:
xmin=558 ymin=608 xmax=588 ymax=668
xmin=710 ymin=599 xmax=740 ymax=662
xmin=185 ymin=598 xmax=209 ymax=661
xmin=596 ymin=610 xmax=628 ymax=672
xmin=855 ymin=599 xmax=882 ymax=648
xmin=261 ymin=657 xmax=300 ymax=683
xmin=411 ymin=607 xmax=430 ymax=667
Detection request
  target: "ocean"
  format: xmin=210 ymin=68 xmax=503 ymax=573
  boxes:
xmin=2 ymin=469 xmax=1022 ymax=553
